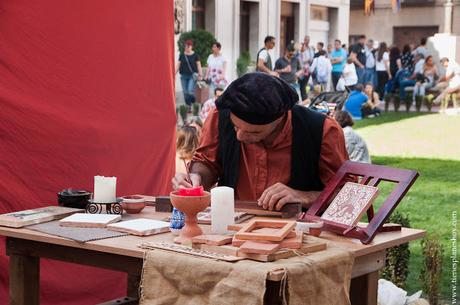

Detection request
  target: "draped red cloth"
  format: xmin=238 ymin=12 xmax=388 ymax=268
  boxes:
xmin=0 ymin=1 xmax=175 ymax=304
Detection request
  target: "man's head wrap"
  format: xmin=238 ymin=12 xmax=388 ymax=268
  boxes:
xmin=216 ymin=72 xmax=298 ymax=125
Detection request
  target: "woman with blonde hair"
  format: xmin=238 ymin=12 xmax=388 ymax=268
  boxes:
xmin=175 ymin=125 xmax=200 ymax=174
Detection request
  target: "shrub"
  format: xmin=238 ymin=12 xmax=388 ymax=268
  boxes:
xmin=192 ymin=103 xmax=200 ymax=116
xmin=404 ymin=94 xmax=412 ymax=112
xmin=380 ymin=212 xmax=411 ymax=288
xmin=415 ymin=95 xmax=423 ymax=112
xmin=237 ymin=52 xmax=252 ymax=77
xmin=178 ymin=30 xmax=217 ymax=67
xmin=384 ymin=94 xmax=392 ymax=112
xmin=425 ymin=94 xmax=434 ymax=112
xmin=420 ymin=235 xmax=444 ymax=305
xmin=179 ymin=105 xmax=188 ymax=124
xmin=393 ymin=95 xmax=401 ymax=112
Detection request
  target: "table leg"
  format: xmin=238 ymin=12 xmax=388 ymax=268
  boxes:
xmin=9 ymin=254 xmax=40 ymax=305
xmin=350 ymin=271 xmax=378 ymax=305
xmin=127 ymin=273 xmax=140 ymax=299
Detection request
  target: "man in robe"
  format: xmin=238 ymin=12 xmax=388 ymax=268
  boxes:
xmin=172 ymin=73 xmax=349 ymax=211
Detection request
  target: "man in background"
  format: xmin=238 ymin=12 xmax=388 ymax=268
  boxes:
xmin=350 ymin=35 xmax=367 ymax=84
xmin=256 ymin=36 xmax=278 ymax=77
xmin=330 ymin=39 xmax=347 ymax=90
xmin=364 ymin=39 xmax=376 ymax=86
xmin=299 ymin=35 xmax=315 ymax=100
xmin=274 ymin=44 xmax=303 ymax=100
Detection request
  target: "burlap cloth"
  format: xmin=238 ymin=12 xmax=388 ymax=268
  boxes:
xmin=139 ymin=244 xmax=354 ymax=305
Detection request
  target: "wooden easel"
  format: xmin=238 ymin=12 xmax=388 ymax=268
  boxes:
xmin=300 ymin=161 xmax=419 ymax=244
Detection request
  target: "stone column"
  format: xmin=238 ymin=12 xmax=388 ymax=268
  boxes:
xmin=444 ymin=0 xmax=453 ymax=34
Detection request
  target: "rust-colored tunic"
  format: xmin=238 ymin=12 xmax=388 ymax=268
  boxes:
xmin=191 ymin=109 xmax=349 ymax=200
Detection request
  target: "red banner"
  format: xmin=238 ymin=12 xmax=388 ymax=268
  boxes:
xmin=0 ymin=1 xmax=175 ymax=303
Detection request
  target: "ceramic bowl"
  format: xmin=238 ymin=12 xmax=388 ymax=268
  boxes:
xmin=169 ymin=191 xmax=211 ymax=215
xmin=121 ymin=195 xmax=146 ymax=214
xmin=296 ymin=220 xmax=324 ymax=237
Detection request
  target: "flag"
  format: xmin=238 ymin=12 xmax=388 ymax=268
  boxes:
xmin=364 ymin=0 xmax=375 ymax=15
xmin=392 ymin=0 xmax=401 ymax=12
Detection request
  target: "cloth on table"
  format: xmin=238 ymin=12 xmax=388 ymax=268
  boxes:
xmin=140 ymin=244 xmax=354 ymax=305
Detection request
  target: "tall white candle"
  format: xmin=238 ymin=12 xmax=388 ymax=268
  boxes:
xmin=211 ymin=186 xmax=235 ymax=234
xmin=93 ymin=176 xmax=117 ymax=203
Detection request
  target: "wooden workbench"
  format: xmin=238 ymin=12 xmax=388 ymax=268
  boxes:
xmin=0 ymin=207 xmax=425 ymax=305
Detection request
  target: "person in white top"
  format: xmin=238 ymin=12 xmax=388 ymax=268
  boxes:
xmin=342 ymin=58 xmax=358 ymax=90
xmin=299 ymin=35 xmax=315 ymax=100
xmin=375 ymin=42 xmax=391 ymax=99
xmin=205 ymin=42 xmax=227 ymax=98
xmin=310 ymin=50 xmax=332 ymax=90
xmin=434 ymin=57 xmax=460 ymax=106
xmin=256 ymin=36 xmax=278 ymax=77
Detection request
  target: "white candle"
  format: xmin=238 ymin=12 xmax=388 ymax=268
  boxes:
xmin=93 ymin=176 xmax=117 ymax=203
xmin=211 ymin=186 xmax=235 ymax=234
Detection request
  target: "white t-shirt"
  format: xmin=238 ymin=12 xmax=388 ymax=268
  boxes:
xmin=414 ymin=59 xmax=425 ymax=74
xmin=446 ymin=63 xmax=460 ymax=88
xmin=258 ymin=49 xmax=269 ymax=63
xmin=343 ymin=63 xmax=358 ymax=86
xmin=207 ymin=54 xmax=227 ymax=86
xmin=375 ymin=52 xmax=389 ymax=72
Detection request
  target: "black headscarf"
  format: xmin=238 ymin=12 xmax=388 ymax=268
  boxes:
xmin=215 ymin=72 xmax=298 ymax=125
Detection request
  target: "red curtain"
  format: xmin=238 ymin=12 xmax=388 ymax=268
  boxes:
xmin=0 ymin=1 xmax=175 ymax=304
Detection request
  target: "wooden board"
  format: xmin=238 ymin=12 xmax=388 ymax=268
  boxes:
xmin=59 ymin=214 xmax=121 ymax=228
xmin=0 ymin=206 xmax=84 ymax=228
xmin=321 ymin=182 xmax=379 ymax=227
xmin=140 ymin=241 xmax=244 ymax=262
xmin=235 ymin=219 xmax=296 ymax=242
xmin=194 ymin=236 xmax=328 ymax=262
xmin=107 ymin=219 xmax=170 ymax=236
xmin=191 ymin=234 xmax=233 ymax=246
xmin=239 ymin=241 xmax=280 ymax=255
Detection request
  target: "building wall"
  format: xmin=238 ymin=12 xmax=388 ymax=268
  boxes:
xmin=175 ymin=0 xmax=349 ymax=101
xmin=349 ymin=2 xmax=460 ymax=44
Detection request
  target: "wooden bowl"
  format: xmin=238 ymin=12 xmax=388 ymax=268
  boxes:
xmin=121 ymin=196 xmax=146 ymax=214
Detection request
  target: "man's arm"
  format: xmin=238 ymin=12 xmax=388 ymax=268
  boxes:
xmin=258 ymin=117 xmax=350 ymax=211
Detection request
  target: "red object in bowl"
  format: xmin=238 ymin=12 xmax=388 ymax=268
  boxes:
xmin=178 ymin=186 xmax=204 ymax=196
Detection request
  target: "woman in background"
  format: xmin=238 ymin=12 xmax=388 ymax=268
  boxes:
xmin=363 ymin=83 xmax=381 ymax=117
xmin=389 ymin=46 xmax=402 ymax=78
xmin=375 ymin=42 xmax=391 ymax=99
xmin=334 ymin=111 xmax=371 ymax=164
xmin=412 ymin=55 xmax=438 ymax=102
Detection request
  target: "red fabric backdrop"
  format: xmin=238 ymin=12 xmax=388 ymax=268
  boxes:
xmin=0 ymin=1 xmax=175 ymax=304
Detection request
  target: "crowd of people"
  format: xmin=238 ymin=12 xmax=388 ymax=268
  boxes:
xmin=174 ymin=35 xmax=460 ymax=167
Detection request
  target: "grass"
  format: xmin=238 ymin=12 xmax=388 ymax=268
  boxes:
xmin=352 ymin=112 xmax=460 ymax=302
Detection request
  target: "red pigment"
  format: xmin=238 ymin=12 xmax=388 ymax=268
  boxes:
xmin=178 ymin=186 xmax=204 ymax=196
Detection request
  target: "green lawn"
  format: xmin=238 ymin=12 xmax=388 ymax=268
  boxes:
xmin=353 ymin=112 xmax=460 ymax=302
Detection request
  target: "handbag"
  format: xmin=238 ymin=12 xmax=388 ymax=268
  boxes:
xmin=184 ymin=53 xmax=199 ymax=82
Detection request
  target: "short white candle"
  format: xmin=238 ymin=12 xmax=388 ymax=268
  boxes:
xmin=211 ymin=186 xmax=235 ymax=234
xmin=93 ymin=176 xmax=117 ymax=203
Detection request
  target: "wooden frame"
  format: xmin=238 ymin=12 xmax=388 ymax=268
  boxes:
xmin=301 ymin=161 xmax=419 ymax=244
xmin=235 ymin=219 xmax=296 ymax=242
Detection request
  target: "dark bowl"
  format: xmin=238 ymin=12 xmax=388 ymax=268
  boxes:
xmin=57 ymin=189 xmax=91 ymax=209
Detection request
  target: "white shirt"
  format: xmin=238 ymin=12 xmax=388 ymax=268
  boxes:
xmin=414 ymin=59 xmax=425 ymax=74
xmin=258 ymin=49 xmax=269 ymax=63
xmin=414 ymin=46 xmax=429 ymax=58
xmin=365 ymin=47 xmax=375 ymax=69
xmin=343 ymin=63 xmax=358 ymax=86
xmin=206 ymin=54 xmax=227 ymax=85
xmin=343 ymin=126 xmax=371 ymax=164
xmin=300 ymin=46 xmax=315 ymax=65
xmin=375 ymin=52 xmax=389 ymax=72
xmin=446 ymin=63 xmax=460 ymax=88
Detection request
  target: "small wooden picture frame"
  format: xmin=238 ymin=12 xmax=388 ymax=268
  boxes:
xmin=320 ymin=182 xmax=379 ymax=227
xmin=235 ymin=219 xmax=296 ymax=242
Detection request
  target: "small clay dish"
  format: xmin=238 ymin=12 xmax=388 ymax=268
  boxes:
xmin=121 ymin=196 xmax=146 ymax=214
xmin=296 ymin=221 xmax=324 ymax=237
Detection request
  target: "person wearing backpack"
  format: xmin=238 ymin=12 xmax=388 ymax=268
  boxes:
xmin=310 ymin=50 xmax=332 ymax=90
xmin=256 ymin=36 xmax=278 ymax=77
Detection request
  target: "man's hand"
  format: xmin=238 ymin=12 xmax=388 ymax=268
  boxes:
xmin=258 ymin=183 xmax=311 ymax=211
xmin=172 ymin=173 xmax=202 ymax=190
xmin=269 ymin=70 xmax=279 ymax=77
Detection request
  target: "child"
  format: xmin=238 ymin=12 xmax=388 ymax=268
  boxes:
xmin=175 ymin=125 xmax=200 ymax=174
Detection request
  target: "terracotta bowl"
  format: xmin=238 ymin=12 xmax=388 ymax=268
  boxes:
xmin=169 ymin=190 xmax=211 ymax=244
xmin=296 ymin=220 xmax=324 ymax=237
xmin=121 ymin=195 xmax=146 ymax=214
